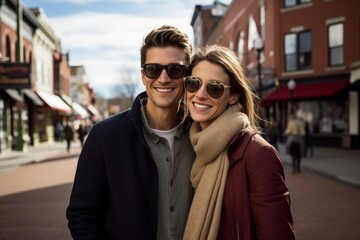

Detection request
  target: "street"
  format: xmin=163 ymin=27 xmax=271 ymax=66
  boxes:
xmin=0 ymin=150 xmax=360 ymax=239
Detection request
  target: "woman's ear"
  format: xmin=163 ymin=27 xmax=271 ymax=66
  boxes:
xmin=229 ymin=93 xmax=239 ymax=105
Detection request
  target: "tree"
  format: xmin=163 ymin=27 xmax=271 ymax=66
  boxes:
xmin=112 ymin=69 xmax=138 ymax=108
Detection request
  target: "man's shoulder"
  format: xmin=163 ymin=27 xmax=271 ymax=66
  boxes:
xmin=95 ymin=110 xmax=132 ymax=129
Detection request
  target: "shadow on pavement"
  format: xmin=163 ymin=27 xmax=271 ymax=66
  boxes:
xmin=0 ymin=183 xmax=73 ymax=240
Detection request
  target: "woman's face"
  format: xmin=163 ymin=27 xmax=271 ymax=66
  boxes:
xmin=186 ymin=60 xmax=239 ymax=130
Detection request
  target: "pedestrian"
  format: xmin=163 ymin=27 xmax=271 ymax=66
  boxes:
xmin=76 ymin=121 xmax=87 ymax=147
xmin=63 ymin=121 xmax=74 ymax=152
xmin=285 ymin=113 xmax=305 ymax=173
xmin=182 ymin=45 xmax=295 ymax=240
xmin=55 ymin=121 xmax=64 ymax=142
xmin=66 ymin=25 xmax=195 ymax=239
xmin=304 ymin=120 xmax=314 ymax=157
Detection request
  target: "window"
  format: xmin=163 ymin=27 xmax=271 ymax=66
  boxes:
xmin=5 ymin=35 xmax=11 ymax=61
xmin=193 ymin=15 xmax=202 ymax=49
xmin=284 ymin=31 xmax=312 ymax=72
xmin=237 ymin=31 xmax=245 ymax=62
xmin=328 ymin=23 xmax=343 ymax=66
xmin=284 ymin=0 xmax=311 ymax=8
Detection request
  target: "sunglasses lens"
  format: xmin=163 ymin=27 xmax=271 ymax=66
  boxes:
xmin=184 ymin=77 xmax=201 ymax=93
xmin=167 ymin=64 xmax=185 ymax=79
xmin=144 ymin=65 xmax=162 ymax=79
xmin=207 ymin=81 xmax=225 ymax=98
xmin=144 ymin=64 xmax=186 ymax=79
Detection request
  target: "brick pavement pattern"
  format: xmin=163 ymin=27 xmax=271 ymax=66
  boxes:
xmin=0 ymin=147 xmax=359 ymax=239
xmin=0 ymin=183 xmax=73 ymax=240
xmin=284 ymin=165 xmax=360 ymax=240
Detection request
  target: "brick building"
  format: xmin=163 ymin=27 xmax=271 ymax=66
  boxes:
xmin=191 ymin=0 xmax=360 ymax=148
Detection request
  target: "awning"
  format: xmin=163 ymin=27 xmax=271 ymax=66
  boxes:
xmin=339 ymin=79 xmax=360 ymax=92
xmin=60 ymin=94 xmax=73 ymax=106
xmin=23 ymin=89 xmax=44 ymax=106
xmin=72 ymin=102 xmax=89 ymax=119
xmin=5 ymin=89 xmax=23 ymax=102
xmin=87 ymin=104 xmax=100 ymax=116
xmin=263 ymin=80 xmax=348 ymax=103
xmin=36 ymin=90 xmax=72 ymax=113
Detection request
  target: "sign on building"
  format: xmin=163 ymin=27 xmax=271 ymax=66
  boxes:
xmin=0 ymin=62 xmax=31 ymax=89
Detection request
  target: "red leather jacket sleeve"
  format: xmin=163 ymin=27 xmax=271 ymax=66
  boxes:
xmin=246 ymin=136 xmax=295 ymax=239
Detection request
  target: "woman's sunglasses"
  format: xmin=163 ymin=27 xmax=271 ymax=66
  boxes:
xmin=183 ymin=76 xmax=233 ymax=99
xmin=142 ymin=64 xmax=188 ymax=79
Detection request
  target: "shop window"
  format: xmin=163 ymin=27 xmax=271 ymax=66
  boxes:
xmin=300 ymin=100 xmax=348 ymax=134
xmin=284 ymin=31 xmax=312 ymax=72
xmin=328 ymin=23 xmax=344 ymax=66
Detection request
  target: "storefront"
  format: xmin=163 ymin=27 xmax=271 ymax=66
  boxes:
xmin=263 ymin=79 xmax=349 ymax=147
xmin=34 ymin=90 xmax=72 ymax=144
xmin=0 ymin=89 xmax=29 ymax=151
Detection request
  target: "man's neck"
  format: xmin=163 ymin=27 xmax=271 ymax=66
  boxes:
xmin=144 ymin=103 xmax=180 ymax=130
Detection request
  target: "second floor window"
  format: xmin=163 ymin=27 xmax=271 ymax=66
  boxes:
xmin=284 ymin=0 xmax=311 ymax=8
xmin=328 ymin=23 xmax=344 ymax=66
xmin=284 ymin=31 xmax=312 ymax=72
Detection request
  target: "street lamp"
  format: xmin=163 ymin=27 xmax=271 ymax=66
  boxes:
xmin=287 ymin=79 xmax=296 ymax=114
xmin=254 ymin=37 xmax=263 ymax=99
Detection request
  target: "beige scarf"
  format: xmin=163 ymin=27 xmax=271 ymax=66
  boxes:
xmin=183 ymin=103 xmax=250 ymax=240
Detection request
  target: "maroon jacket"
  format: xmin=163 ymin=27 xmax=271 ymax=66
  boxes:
xmin=218 ymin=130 xmax=295 ymax=240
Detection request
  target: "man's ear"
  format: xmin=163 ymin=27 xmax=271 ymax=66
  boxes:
xmin=141 ymin=69 xmax=146 ymax=85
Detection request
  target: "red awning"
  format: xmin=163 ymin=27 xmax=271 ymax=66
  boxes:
xmin=263 ymin=80 xmax=348 ymax=103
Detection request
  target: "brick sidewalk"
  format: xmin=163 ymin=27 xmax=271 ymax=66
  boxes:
xmin=283 ymin=165 xmax=360 ymax=240
xmin=0 ymin=153 xmax=359 ymax=239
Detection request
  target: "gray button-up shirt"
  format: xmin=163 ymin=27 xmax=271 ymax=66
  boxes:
xmin=141 ymin=101 xmax=195 ymax=240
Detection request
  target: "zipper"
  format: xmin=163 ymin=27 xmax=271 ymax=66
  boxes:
xmin=236 ymin=218 xmax=241 ymax=240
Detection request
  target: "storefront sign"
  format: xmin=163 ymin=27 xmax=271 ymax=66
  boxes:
xmin=0 ymin=62 xmax=31 ymax=89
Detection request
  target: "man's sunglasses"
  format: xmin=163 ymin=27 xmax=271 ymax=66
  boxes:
xmin=183 ymin=76 xmax=233 ymax=99
xmin=142 ymin=64 xmax=188 ymax=79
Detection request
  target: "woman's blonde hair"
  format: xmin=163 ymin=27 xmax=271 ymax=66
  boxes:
xmin=186 ymin=45 xmax=261 ymax=133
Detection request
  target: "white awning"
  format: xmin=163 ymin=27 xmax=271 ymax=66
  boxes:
xmin=36 ymin=90 xmax=72 ymax=113
xmin=72 ymin=102 xmax=89 ymax=119
xmin=5 ymin=89 xmax=23 ymax=102
xmin=23 ymin=89 xmax=44 ymax=106
xmin=60 ymin=94 xmax=73 ymax=106
xmin=87 ymin=104 xmax=100 ymax=116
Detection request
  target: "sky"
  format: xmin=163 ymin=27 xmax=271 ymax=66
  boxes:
xmin=22 ymin=0 xmax=232 ymax=98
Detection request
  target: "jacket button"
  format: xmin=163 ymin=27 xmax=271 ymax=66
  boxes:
xmin=170 ymin=206 xmax=174 ymax=212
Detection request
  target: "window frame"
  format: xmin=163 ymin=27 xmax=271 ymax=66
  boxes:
xmin=284 ymin=0 xmax=312 ymax=8
xmin=284 ymin=30 xmax=312 ymax=72
xmin=328 ymin=22 xmax=344 ymax=67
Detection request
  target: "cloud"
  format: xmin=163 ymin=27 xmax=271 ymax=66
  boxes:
xmin=43 ymin=0 xmax=232 ymax=97
xmin=49 ymin=9 xmax=194 ymax=88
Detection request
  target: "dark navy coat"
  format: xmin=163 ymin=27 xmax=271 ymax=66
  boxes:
xmin=67 ymin=92 xmax=191 ymax=240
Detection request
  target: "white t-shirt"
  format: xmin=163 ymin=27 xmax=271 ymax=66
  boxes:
xmin=150 ymin=125 xmax=178 ymax=161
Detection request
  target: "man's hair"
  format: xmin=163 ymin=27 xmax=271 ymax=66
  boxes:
xmin=140 ymin=25 xmax=192 ymax=65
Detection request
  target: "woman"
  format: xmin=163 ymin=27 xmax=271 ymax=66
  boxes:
xmin=183 ymin=45 xmax=295 ymax=240
xmin=285 ymin=113 xmax=305 ymax=173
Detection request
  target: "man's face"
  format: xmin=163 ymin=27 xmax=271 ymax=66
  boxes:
xmin=141 ymin=47 xmax=187 ymax=112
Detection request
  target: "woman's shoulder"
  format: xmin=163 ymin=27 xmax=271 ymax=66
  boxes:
xmin=229 ymin=129 xmax=277 ymax=156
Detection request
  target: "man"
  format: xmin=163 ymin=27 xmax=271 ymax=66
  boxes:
xmin=64 ymin=121 xmax=74 ymax=152
xmin=66 ymin=25 xmax=195 ymax=240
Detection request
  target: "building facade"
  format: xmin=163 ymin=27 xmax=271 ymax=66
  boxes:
xmin=0 ymin=1 xmax=100 ymax=153
xmin=0 ymin=0 xmax=38 ymax=151
xmin=192 ymin=0 xmax=360 ymax=148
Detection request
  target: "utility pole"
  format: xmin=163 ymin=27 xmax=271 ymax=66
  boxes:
xmin=16 ymin=0 xmax=24 ymax=151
